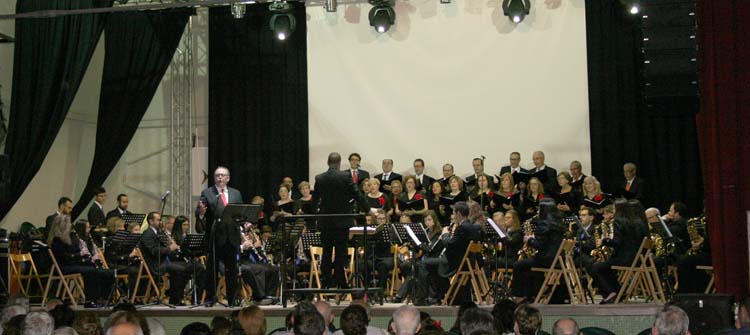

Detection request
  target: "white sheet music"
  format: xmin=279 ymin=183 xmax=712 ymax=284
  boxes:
xmin=487 ymin=218 xmax=506 ymax=238
xmin=349 ymin=226 xmax=377 ymax=233
xmin=405 ymin=226 xmax=422 ymax=246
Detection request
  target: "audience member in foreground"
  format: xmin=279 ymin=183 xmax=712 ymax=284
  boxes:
xmin=514 ymin=305 xmax=542 ymax=335
xmin=391 ymin=305 xmax=421 ymax=335
xmin=492 ymin=300 xmax=517 ymax=335
xmin=239 ymin=306 xmax=267 ymax=335
xmin=459 ymin=308 xmax=496 ymax=335
xmin=293 ymin=307 xmax=326 ymax=335
xmin=315 ymin=301 xmax=337 ymax=334
xmin=652 ymin=306 xmax=691 ymax=335
xmin=552 ymin=318 xmax=580 ymax=335
xmin=23 ymin=311 xmax=55 ymax=335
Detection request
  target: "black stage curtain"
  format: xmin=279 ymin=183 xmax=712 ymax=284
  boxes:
xmin=208 ymin=4 xmax=309 ymax=199
xmin=585 ymin=0 xmax=703 ymax=213
xmin=71 ymin=9 xmax=193 ymax=220
xmin=0 ymin=0 xmax=112 ymax=221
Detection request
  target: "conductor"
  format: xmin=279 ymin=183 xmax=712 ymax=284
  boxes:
xmin=200 ymin=166 xmax=244 ymax=306
xmin=315 ymin=152 xmax=370 ymax=288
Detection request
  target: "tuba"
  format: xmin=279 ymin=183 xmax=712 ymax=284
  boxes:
xmin=686 ymin=215 xmax=706 ymax=256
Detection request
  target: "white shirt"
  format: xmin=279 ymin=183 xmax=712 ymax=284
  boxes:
xmin=94 ymin=201 xmax=103 ymax=210
xmin=216 ymin=186 xmax=229 ymax=203
xmin=536 ymin=165 xmax=547 ymax=172
xmin=512 ymin=166 xmax=521 ymax=173
xmin=416 ymin=174 xmax=423 ymax=184
xmin=383 ymin=172 xmax=390 ymax=180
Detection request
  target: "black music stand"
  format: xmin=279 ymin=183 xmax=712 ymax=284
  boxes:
xmin=390 ymin=223 xmax=427 ymax=246
xmin=348 ymin=224 xmax=384 ymax=290
xmin=102 ymin=232 xmax=140 ymax=308
xmin=121 ymin=213 xmax=146 ymax=232
xmin=182 ymin=234 xmax=205 ymax=304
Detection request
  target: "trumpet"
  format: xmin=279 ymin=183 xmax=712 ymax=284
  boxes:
xmin=518 ymin=215 xmax=538 ymax=260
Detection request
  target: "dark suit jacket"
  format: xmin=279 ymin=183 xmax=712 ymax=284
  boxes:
xmin=140 ymin=227 xmax=171 ymax=273
xmin=441 ymin=220 xmax=482 ymax=277
xmin=619 ymin=177 xmax=645 ymax=201
xmin=570 ymin=174 xmax=587 ymax=192
xmin=414 ymin=174 xmax=435 ymax=192
xmin=345 ymin=168 xmax=369 ymax=190
xmin=464 ymin=173 xmax=496 ymax=191
xmin=531 ymin=166 xmax=559 ymax=196
xmin=315 ymin=168 xmax=370 ymax=233
xmin=106 ymin=208 xmax=131 ymax=220
xmin=499 ymin=166 xmax=529 ymax=176
xmin=373 ymin=172 xmax=402 ymax=194
xmin=576 ymin=223 xmax=598 ymax=254
xmin=528 ymin=218 xmax=566 ymax=263
xmin=200 ymin=185 xmax=244 ymax=248
xmin=87 ymin=203 xmax=106 ymax=228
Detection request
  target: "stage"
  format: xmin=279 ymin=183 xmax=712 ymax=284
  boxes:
xmin=65 ymin=302 xmax=662 ymax=334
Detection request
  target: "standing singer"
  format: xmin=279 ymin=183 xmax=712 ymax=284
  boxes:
xmin=200 ymin=166 xmax=244 ymax=306
xmin=315 ymin=152 xmax=370 ymax=289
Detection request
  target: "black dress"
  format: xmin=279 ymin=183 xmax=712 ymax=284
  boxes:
xmin=398 ymin=192 xmax=426 ymax=223
xmin=366 ymin=193 xmax=391 ymax=212
xmin=427 ymin=195 xmax=450 ymax=226
xmin=555 ymin=189 xmax=583 ymax=216
xmin=270 ymin=201 xmax=296 ymax=230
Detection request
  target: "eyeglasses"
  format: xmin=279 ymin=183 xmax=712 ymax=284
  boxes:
xmin=215 ymin=173 xmax=229 ymax=177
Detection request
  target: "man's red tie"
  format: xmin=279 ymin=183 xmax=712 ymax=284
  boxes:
xmin=352 ymin=170 xmax=358 ymax=184
xmin=221 ymin=189 xmax=228 ymax=206
xmin=625 ymin=182 xmax=631 ymax=192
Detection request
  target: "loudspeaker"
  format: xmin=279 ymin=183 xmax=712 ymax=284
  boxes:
xmin=672 ymin=294 xmax=735 ymax=334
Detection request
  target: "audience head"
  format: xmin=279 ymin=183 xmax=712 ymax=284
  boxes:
xmin=147 ymin=318 xmax=166 ymax=335
xmin=52 ymin=327 xmax=80 ymax=335
xmin=50 ymin=303 xmax=76 ymax=329
xmin=491 ymin=299 xmax=517 ymax=334
xmin=104 ymin=311 xmax=147 ymax=335
xmin=72 ymin=312 xmax=103 ymax=335
xmin=314 ymin=301 xmax=334 ymax=328
xmin=3 ymin=314 xmax=26 ymax=335
xmin=23 ymin=311 xmax=55 ymax=335
xmin=180 ymin=322 xmax=211 ymax=335
xmin=552 ymin=318 xmax=580 ymax=335
xmin=340 ymin=305 xmax=369 ymax=335
xmin=392 ymin=305 xmax=420 ymax=335
xmin=57 ymin=197 xmax=73 ymax=216
xmin=418 ymin=325 xmax=445 ymax=335
xmin=653 ymin=305 xmax=690 ymax=335
xmin=736 ymin=296 xmax=750 ymax=330
xmin=238 ymin=306 xmax=266 ymax=335
xmin=514 ymin=305 xmax=542 ymax=335
xmin=2 ymin=304 xmax=27 ymax=326
xmin=292 ymin=308 xmax=325 ymax=335
xmin=459 ymin=308 xmax=495 ymax=335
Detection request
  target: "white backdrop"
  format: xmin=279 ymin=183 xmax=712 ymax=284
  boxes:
xmin=307 ymin=0 xmax=591 ymax=181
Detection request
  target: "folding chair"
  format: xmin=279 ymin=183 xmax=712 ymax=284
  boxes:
xmin=42 ymin=249 xmax=85 ymax=307
xmin=98 ymin=249 xmax=130 ymax=302
xmin=532 ymin=239 xmax=586 ymax=304
xmin=696 ymin=265 xmax=716 ymax=294
xmin=9 ymin=253 xmax=48 ymax=300
xmin=443 ymin=241 xmax=490 ymax=305
xmin=130 ymin=248 xmax=160 ymax=304
xmin=614 ymin=237 xmax=666 ymax=304
xmin=308 ymin=246 xmax=354 ymax=301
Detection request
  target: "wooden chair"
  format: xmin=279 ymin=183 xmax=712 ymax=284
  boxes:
xmin=696 ymin=265 xmax=716 ymax=294
xmin=614 ymin=237 xmax=666 ymax=304
xmin=532 ymin=239 xmax=586 ymax=304
xmin=9 ymin=253 xmax=48 ymax=300
xmin=130 ymin=248 xmax=161 ymax=304
xmin=308 ymin=246 xmax=355 ymax=301
xmin=98 ymin=250 xmax=130 ymax=302
xmin=42 ymin=249 xmax=85 ymax=307
xmin=443 ymin=241 xmax=491 ymax=305
xmin=389 ymin=245 xmax=410 ymax=297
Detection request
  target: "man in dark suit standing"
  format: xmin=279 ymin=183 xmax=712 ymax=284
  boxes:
xmin=464 ymin=157 xmax=495 ymax=192
xmin=316 ymin=152 xmax=370 ymax=288
xmin=373 ymin=159 xmax=402 ymax=195
xmin=438 ymin=163 xmax=456 ymax=190
xmin=619 ymin=162 xmax=645 ymax=201
xmin=499 ymin=152 xmax=529 ymax=176
xmin=346 ymin=153 xmax=369 ymax=191
xmin=87 ymin=186 xmax=107 ymax=228
xmin=46 ymin=197 xmax=72 ymax=232
xmin=200 ymin=166 xmax=244 ymax=305
xmin=106 ymin=194 xmax=131 ymax=220
xmin=412 ymin=159 xmax=435 ymax=193
xmin=139 ymin=211 xmax=190 ymax=305
xmin=531 ymin=151 xmax=559 ymax=197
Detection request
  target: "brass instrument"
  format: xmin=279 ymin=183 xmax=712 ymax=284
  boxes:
xmin=242 ymin=225 xmax=268 ymax=264
xmin=518 ymin=215 xmax=538 ymax=260
xmin=687 ymin=215 xmax=706 ymax=256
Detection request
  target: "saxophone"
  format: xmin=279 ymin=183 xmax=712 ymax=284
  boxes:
xmin=590 ymin=220 xmax=613 ymax=262
xmin=687 ymin=215 xmax=706 ymax=256
xmin=518 ymin=215 xmax=538 ymax=260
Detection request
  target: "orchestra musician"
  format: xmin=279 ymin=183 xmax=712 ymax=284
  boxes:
xmin=48 ymin=215 xmax=114 ymax=308
xmin=239 ymin=223 xmax=279 ymax=305
xmin=200 ymin=166 xmax=244 ymax=306
xmin=392 ymin=209 xmax=444 ymax=304
xmin=572 ymin=207 xmax=598 ymax=273
xmin=590 ymin=199 xmax=648 ymax=304
xmin=171 ymin=215 xmax=207 ymax=303
xmin=493 ymin=210 xmax=524 ymax=271
xmin=511 ymin=198 xmax=565 ymax=304
xmin=139 ymin=212 xmax=191 ymax=305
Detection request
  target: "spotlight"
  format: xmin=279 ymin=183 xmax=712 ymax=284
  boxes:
xmin=502 ymin=0 xmax=530 ymax=24
xmin=629 ymin=4 xmax=639 ymax=14
xmin=269 ymin=1 xmax=296 ymax=40
xmin=325 ymin=0 xmax=338 ymax=12
xmin=231 ymin=3 xmax=246 ymax=19
xmin=368 ymin=0 xmax=395 ymax=33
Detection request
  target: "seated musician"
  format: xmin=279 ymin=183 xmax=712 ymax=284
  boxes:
xmin=239 ymin=223 xmax=279 ymax=305
xmin=171 ymin=215 xmax=207 ymax=303
xmin=483 ymin=210 xmax=523 ymax=273
xmin=675 ymin=213 xmax=711 ymax=293
xmin=590 ymin=199 xmax=647 ymax=304
xmin=48 ymin=216 xmax=115 ymax=308
xmin=392 ymin=209 xmax=444 ymax=304
xmin=399 ymin=176 xmax=428 ymax=223
xmin=418 ymin=201 xmax=481 ymax=304
xmin=139 ymin=212 xmax=190 ymax=305
xmin=511 ymin=198 xmax=565 ymax=304
xmin=573 ymin=207 xmax=598 ymax=273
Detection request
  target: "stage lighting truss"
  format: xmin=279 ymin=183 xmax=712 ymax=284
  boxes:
xmin=502 ymin=0 xmax=530 ymax=23
xmin=269 ymin=0 xmax=296 ymax=40
xmin=368 ymin=0 xmax=396 ymax=33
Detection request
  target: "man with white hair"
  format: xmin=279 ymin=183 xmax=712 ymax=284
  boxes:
xmin=552 ymin=318 xmax=581 ymax=335
xmin=146 ymin=318 xmax=166 ymax=335
xmin=106 ymin=323 xmax=144 ymax=335
xmin=7 ymin=295 xmax=30 ymax=313
xmin=652 ymin=305 xmax=691 ymax=335
xmin=391 ymin=305 xmax=421 ymax=335
xmin=22 ymin=311 xmax=55 ymax=335
xmin=52 ymin=327 xmax=80 ymax=335
xmin=314 ymin=301 xmax=337 ymax=334
xmin=1 ymin=304 xmax=27 ymax=329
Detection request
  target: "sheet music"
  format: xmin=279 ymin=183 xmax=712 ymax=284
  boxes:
xmin=405 ymin=226 xmax=422 ymax=246
xmin=349 ymin=227 xmax=376 ymax=232
xmin=487 ymin=218 xmax=506 ymax=238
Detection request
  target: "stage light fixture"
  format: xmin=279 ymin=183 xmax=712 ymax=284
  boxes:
xmin=368 ymin=0 xmax=395 ymax=33
xmin=269 ymin=1 xmax=296 ymax=40
xmin=502 ymin=0 xmax=530 ymax=24
xmin=325 ymin=0 xmax=338 ymax=12
xmin=629 ymin=3 xmax=640 ymax=14
xmin=231 ymin=3 xmax=246 ymax=19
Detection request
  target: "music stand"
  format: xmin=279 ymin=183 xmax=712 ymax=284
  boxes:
xmin=121 ymin=213 xmax=147 ymax=234
xmin=390 ymin=223 xmax=426 ymax=246
xmin=404 ymin=223 xmax=429 ymax=243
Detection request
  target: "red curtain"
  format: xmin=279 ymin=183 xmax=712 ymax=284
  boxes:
xmin=696 ymin=0 xmax=750 ymax=298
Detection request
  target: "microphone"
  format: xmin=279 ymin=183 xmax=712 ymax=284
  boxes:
xmin=160 ymin=190 xmax=171 ymax=201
